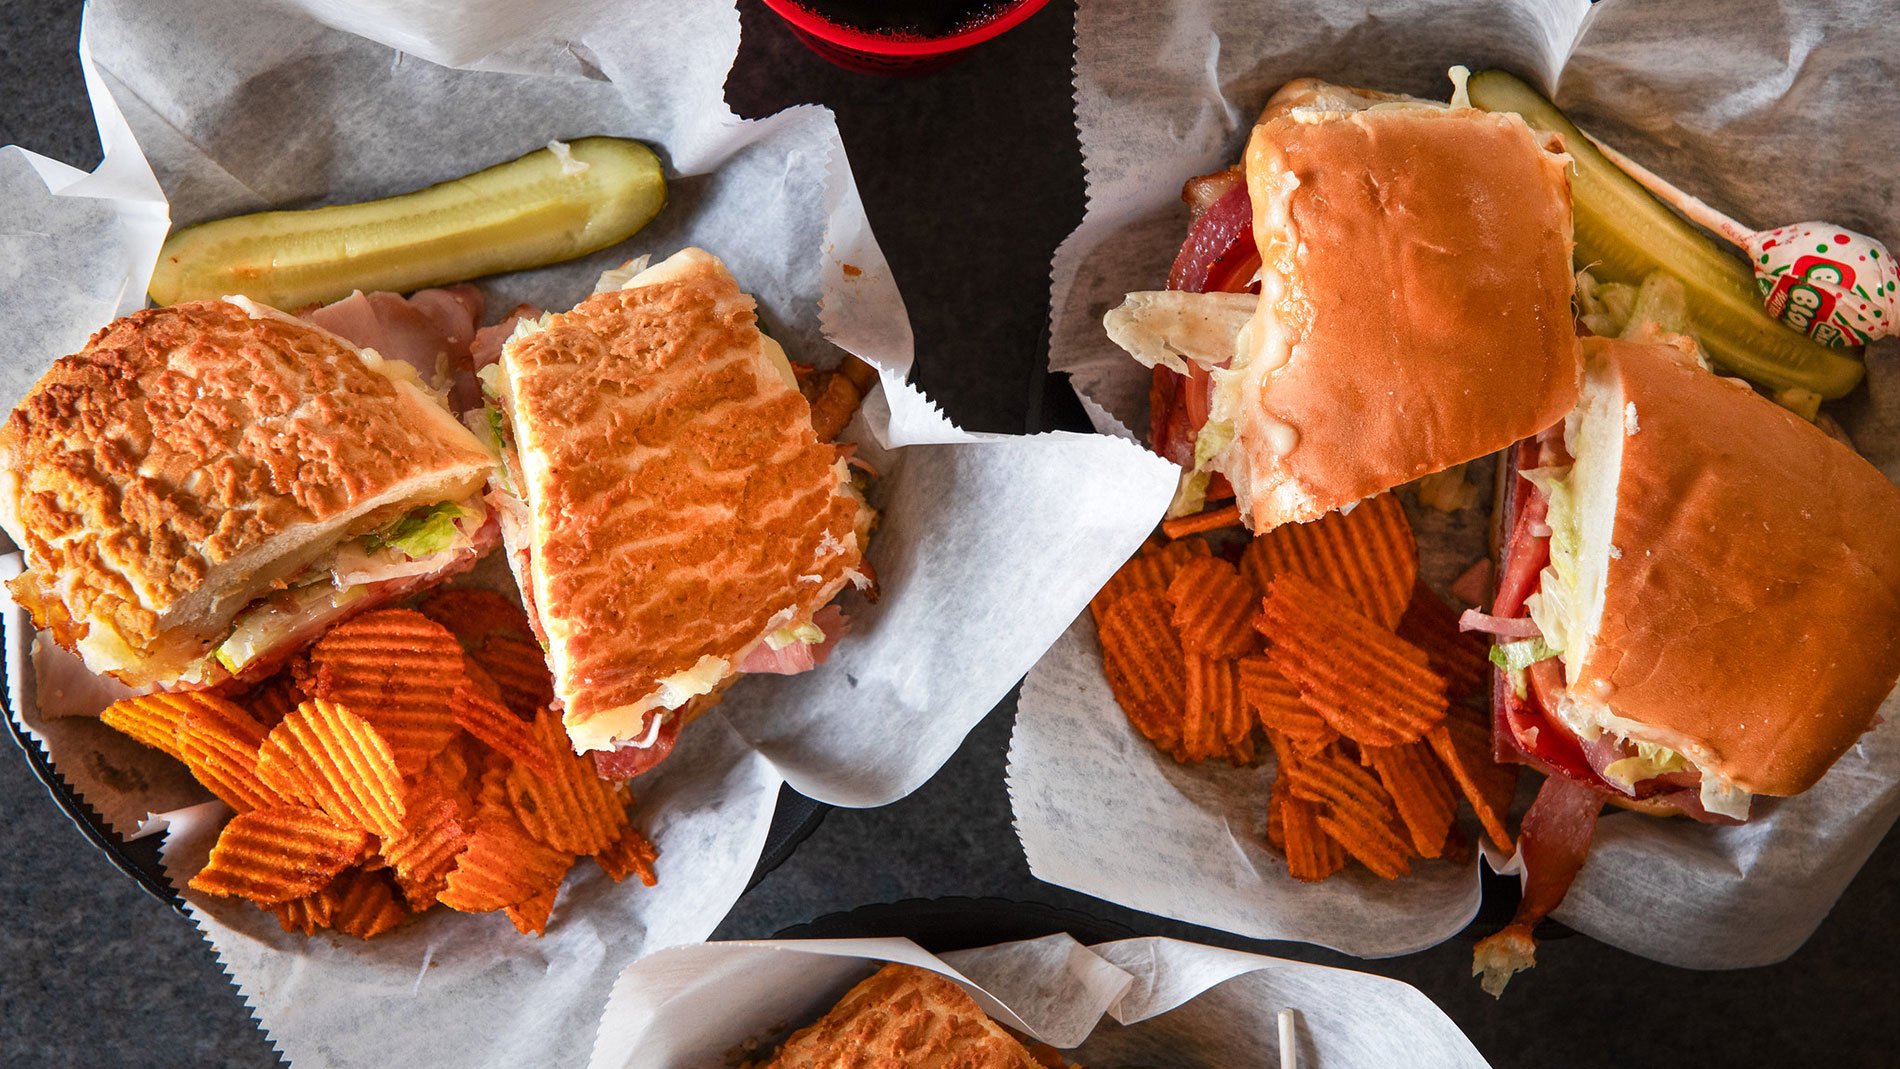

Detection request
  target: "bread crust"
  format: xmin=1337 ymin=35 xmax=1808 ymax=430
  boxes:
xmin=1574 ymin=338 xmax=1900 ymax=795
xmin=502 ymin=249 xmax=864 ymax=748
xmin=760 ymin=963 xmax=1044 ymax=1069
xmin=0 ymin=300 xmax=492 ymax=676
xmin=1235 ymin=86 xmax=1580 ymax=529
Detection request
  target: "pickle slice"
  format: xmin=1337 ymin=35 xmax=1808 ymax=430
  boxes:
xmin=1467 ymin=70 xmax=1864 ymax=399
xmin=149 ymin=137 xmax=666 ymax=309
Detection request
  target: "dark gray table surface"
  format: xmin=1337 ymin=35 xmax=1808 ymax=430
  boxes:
xmin=4 ymin=2 xmax=1897 ymax=1065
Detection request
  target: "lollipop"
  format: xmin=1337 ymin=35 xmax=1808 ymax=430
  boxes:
xmin=1588 ymin=137 xmax=1899 ymax=347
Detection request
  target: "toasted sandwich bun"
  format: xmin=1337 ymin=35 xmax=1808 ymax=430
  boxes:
xmin=1228 ymin=78 xmax=1580 ymax=529
xmin=761 ymin=963 xmax=1053 ymax=1069
xmin=0 ymin=299 xmax=495 ymax=689
xmin=1554 ymin=337 xmax=1900 ymax=796
xmin=493 ymin=248 xmax=868 ymax=755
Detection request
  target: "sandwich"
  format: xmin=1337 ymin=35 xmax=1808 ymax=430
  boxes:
xmin=481 ymin=247 xmax=872 ymax=775
xmin=1103 ymin=74 xmax=1580 ymax=529
xmin=0 ymin=299 xmax=498 ymax=691
xmin=757 ymin=963 xmax=1072 ymax=1069
xmin=1470 ymin=334 xmax=1900 ymax=991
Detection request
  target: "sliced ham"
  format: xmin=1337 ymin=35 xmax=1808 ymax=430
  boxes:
xmin=738 ymin=604 xmax=850 ymax=675
xmin=1472 ymin=774 xmax=1607 ymax=996
xmin=306 ymin=286 xmax=483 ymax=387
xmin=1459 ymin=610 xmax=1543 ymax=638
xmin=472 ymin=304 xmax=541 ymax=370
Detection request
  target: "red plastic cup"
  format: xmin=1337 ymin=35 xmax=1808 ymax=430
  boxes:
xmin=759 ymin=0 xmax=1052 ymax=76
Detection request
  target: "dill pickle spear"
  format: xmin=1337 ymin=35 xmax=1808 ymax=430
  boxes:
xmin=149 ymin=137 xmax=665 ymax=309
xmin=1467 ymin=70 xmax=1865 ymax=399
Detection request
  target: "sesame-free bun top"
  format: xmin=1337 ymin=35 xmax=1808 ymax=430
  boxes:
xmin=1563 ymin=337 xmax=1900 ymax=796
xmin=760 ymin=963 xmax=1047 ymax=1069
xmin=0 ymin=299 xmax=495 ymax=687
xmin=1230 ymin=78 xmax=1580 ymax=530
xmin=498 ymin=248 xmax=866 ymax=753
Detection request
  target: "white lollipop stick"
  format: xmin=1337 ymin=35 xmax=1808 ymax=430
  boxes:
xmin=1582 ymin=132 xmax=1759 ymax=247
xmin=1279 ymin=1008 xmax=1298 ymax=1069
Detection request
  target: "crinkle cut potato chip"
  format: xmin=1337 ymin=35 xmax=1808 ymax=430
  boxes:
xmin=1396 ymin=578 xmax=1491 ymax=702
xmin=174 ymin=698 xmax=280 ymax=813
xmin=256 ymin=700 xmax=407 ymax=839
xmin=1430 ymin=703 xmax=1520 ymax=852
xmin=1183 ymin=654 xmax=1251 ymax=764
xmin=1365 ymin=741 xmax=1460 ymax=858
xmin=268 ymin=887 xmax=337 ymax=936
xmin=1237 ymin=654 xmax=1336 ymax=755
xmin=380 ymin=786 xmax=474 ymax=910
xmin=453 ymin=685 xmax=557 ymax=780
xmin=596 ymin=827 xmax=660 ymax=886
xmin=1167 ymin=556 xmax=1260 ymax=658
xmin=506 ymin=709 xmax=629 ymax=855
xmin=99 ymin=693 xmax=196 ymax=758
xmin=1285 ymin=744 xmax=1415 ymax=880
xmin=310 ymin=608 xmax=467 ymax=774
xmin=506 ymin=886 xmax=558 ymax=937
xmin=471 ymin=636 xmax=556 ymax=719
xmin=329 ymin=868 xmax=408 ymax=939
xmin=189 ymin=806 xmax=369 ymax=905
xmin=1097 ymin=588 xmax=1189 ymax=755
xmin=1259 ymin=574 xmax=1448 ymax=747
xmin=437 ymin=816 xmax=574 ymax=914
xmin=1275 ymin=785 xmax=1348 ymax=883
xmin=1240 ymin=491 xmax=1417 ymax=627
xmin=416 ymin=588 xmax=535 ymax=650
xmin=1090 ymin=538 xmax=1211 ymax=623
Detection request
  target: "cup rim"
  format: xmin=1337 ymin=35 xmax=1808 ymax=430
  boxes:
xmin=758 ymin=0 xmax=1051 ymax=57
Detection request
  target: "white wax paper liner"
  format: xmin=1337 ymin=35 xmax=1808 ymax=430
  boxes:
xmin=1020 ymin=0 xmax=1900 ymax=968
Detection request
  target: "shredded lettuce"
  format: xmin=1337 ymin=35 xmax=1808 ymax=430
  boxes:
xmin=764 ymin=620 xmax=825 ymax=651
xmin=367 ymin=501 xmax=478 ymax=560
xmin=1488 ymin=637 xmax=1556 ymax=674
xmin=1603 ymin=740 xmax=1690 ymax=790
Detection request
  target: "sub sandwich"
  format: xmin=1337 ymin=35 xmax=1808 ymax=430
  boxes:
xmin=1470 ymin=335 xmax=1900 ymax=991
xmin=1104 ymin=74 xmax=1580 ymax=528
xmin=757 ymin=963 xmax=1072 ymax=1069
xmin=0 ymin=299 xmax=496 ymax=690
xmin=481 ymin=248 xmax=873 ymax=776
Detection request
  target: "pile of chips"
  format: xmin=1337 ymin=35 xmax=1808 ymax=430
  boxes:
xmin=1092 ymin=493 xmax=1517 ymax=882
xmin=98 ymin=591 xmax=658 ymax=940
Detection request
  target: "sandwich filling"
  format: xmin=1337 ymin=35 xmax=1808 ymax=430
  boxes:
xmin=484 ymin=249 xmax=872 ymax=761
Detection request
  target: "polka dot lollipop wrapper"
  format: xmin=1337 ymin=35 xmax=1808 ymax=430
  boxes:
xmin=1747 ymin=223 xmax=1900 ymax=346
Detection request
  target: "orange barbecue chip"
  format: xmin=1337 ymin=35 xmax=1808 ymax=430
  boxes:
xmin=1284 ymin=744 xmax=1414 ymax=879
xmin=1097 ymin=588 xmax=1189 ymax=755
xmin=1259 ymin=574 xmax=1448 ymax=747
xmin=505 ymin=709 xmax=630 ymax=855
xmin=268 ymin=887 xmax=337 ymax=936
xmin=189 ymin=806 xmax=369 ymax=904
xmin=1167 ymin=556 xmax=1260 ymax=659
xmin=173 ymin=697 xmax=279 ymax=813
xmin=99 ymin=694 xmax=196 ymax=759
xmin=1430 ymin=703 xmax=1519 ymax=852
xmin=1396 ymin=579 xmax=1491 ymax=702
xmin=1183 ymin=654 xmax=1251 ymax=764
xmin=436 ymin=817 xmax=574 ymax=914
xmin=1276 ymin=785 xmax=1348 ymax=882
xmin=1265 ymin=776 xmax=1287 ymax=853
xmin=416 ymin=588 xmax=535 ymax=651
xmin=471 ymin=636 xmax=556 ymax=721
xmin=329 ymin=868 xmax=408 ymax=939
xmin=379 ymin=787 xmax=474 ymax=910
xmin=237 ymin=669 xmax=305 ymax=730
xmin=505 ymin=886 xmax=558 ymax=937
xmin=309 ymin=609 xmax=467 ymax=774
xmin=1365 ymin=741 xmax=1460 ymax=858
xmin=256 ymin=701 xmax=407 ymax=839
xmin=595 ymin=828 xmax=660 ymax=886
xmin=1240 ymin=491 xmax=1417 ymax=627
xmin=1090 ymin=539 xmax=1212 ymax=624
xmin=1237 ymin=655 xmax=1336 ymax=755
xmin=453 ymin=686 xmax=557 ymax=781
xmin=1160 ymin=503 xmax=1243 ymax=540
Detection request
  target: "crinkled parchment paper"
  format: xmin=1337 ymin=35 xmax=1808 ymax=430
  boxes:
xmin=0 ymin=1 xmax=1177 ymax=1064
xmin=591 ymin=933 xmax=1491 ymax=1067
xmin=1015 ymin=0 xmax=1900 ymax=967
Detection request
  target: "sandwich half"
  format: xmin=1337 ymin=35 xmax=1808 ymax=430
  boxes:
xmin=0 ymin=299 xmax=498 ymax=690
xmin=1105 ymin=75 xmax=1581 ymax=529
xmin=759 ymin=963 xmax=1067 ymax=1069
xmin=483 ymin=247 xmax=871 ymax=767
xmin=1490 ymin=335 xmax=1900 ymax=812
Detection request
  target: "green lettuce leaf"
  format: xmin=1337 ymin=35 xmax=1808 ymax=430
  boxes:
xmin=1488 ymin=637 xmax=1556 ymax=674
xmin=368 ymin=501 xmax=477 ymax=560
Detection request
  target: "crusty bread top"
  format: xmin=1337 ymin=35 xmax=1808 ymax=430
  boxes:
xmin=0 ymin=300 xmax=493 ymax=661
xmin=1234 ymin=87 xmax=1579 ymax=529
xmin=1571 ymin=338 xmax=1900 ymax=796
xmin=761 ymin=964 xmax=1044 ymax=1069
xmin=502 ymin=249 xmax=863 ymax=745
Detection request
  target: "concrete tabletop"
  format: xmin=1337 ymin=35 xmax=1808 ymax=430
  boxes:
xmin=3 ymin=1 xmax=1896 ymax=1065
